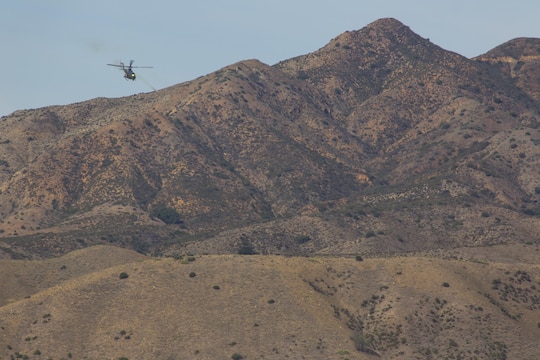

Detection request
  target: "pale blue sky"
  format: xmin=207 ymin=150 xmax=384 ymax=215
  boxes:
xmin=1 ymin=0 xmax=539 ymax=116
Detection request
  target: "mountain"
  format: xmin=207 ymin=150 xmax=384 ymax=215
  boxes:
xmin=2 ymin=18 xmax=538 ymax=260
xmin=0 ymin=17 xmax=539 ymax=260
xmin=1 ymin=17 xmax=540 ymax=359
xmin=475 ymin=37 xmax=540 ymax=102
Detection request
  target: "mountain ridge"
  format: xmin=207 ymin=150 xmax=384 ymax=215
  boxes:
xmin=0 ymin=18 xmax=539 ymax=259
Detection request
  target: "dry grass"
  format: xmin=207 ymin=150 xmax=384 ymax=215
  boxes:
xmin=0 ymin=245 xmax=538 ymax=359
xmin=0 ymin=245 xmax=146 ymax=306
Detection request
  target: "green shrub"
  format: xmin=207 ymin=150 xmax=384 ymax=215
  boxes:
xmin=523 ymin=207 xmax=540 ymax=216
xmin=231 ymin=354 xmax=243 ymax=360
xmin=189 ymin=272 xmax=196 ymax=278
xmin=150 ymin=206 xmax=183 ymax=224
xmin=297 ymin=71 xmax=308 ymax=80
xmin=119 ymin=272 xmax=129 ymax=279
xmin=365 ymin=231 xmax=376 ymax=238
xmin=237 ymin=238 xmax=256 ymax=255
xmin=351 ymin=331 xmax=377 ymax=355
xmin=294 ymin=235 xmax=311 ymax=244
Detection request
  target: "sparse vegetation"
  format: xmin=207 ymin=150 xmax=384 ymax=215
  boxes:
xmin=0 ymin=248 xmax=539 ymax=358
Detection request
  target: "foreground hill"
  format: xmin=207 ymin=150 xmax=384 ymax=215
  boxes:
xmin=0 ymin=245 xmax=538 ymax=359
xmin=0 ymin=18 xmax=539 ymax=260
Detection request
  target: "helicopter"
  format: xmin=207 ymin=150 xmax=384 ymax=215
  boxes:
xmin=107 ymin=60 xmax=153 ymax=80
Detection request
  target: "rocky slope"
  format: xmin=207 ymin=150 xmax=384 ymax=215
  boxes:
xmin=0 ymin=18 xmax=539 ymax=259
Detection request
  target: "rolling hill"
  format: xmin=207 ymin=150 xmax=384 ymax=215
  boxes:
xmin=0 ymin=245 xmax=538 ymax=359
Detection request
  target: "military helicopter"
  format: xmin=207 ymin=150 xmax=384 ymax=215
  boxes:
xmin=107 ymin=60 xmax=153 ymax=80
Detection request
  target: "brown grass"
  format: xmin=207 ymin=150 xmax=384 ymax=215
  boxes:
xmin=0 ymin=245 xmax=538 ymax=359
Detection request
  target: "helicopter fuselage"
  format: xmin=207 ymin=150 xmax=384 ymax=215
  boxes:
xmin=123 ymin=68 xmax=136 ymax=80
xmin=108 ymin=61 xmax=151 ymax=81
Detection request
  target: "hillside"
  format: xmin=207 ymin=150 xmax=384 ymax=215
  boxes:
xmin=0 ymin=245 xmax=539 ymax=360
xmin=475 ymin=37 xmax=540 ymax=102
xmin=0 ymin=17 xmax=539 ymax=260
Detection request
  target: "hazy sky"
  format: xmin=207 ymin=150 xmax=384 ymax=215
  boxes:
xmin=1 ymin=0 xmax=539 ymax=116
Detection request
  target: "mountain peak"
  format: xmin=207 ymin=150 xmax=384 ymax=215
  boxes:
xmin=475 ymin=37 xmax=540 ymax=101
xmin=363 ymin=17 xmax=428 ymax=46
xmin=366 ymin=17 xmax=407 ymax=31
xmin=321 ymin=17 xmax=429 ymax=55
xmin=477 ymin=37 xmax=540 ymax=59
xmin=276 ymin=17 xmax=456 ymax=106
